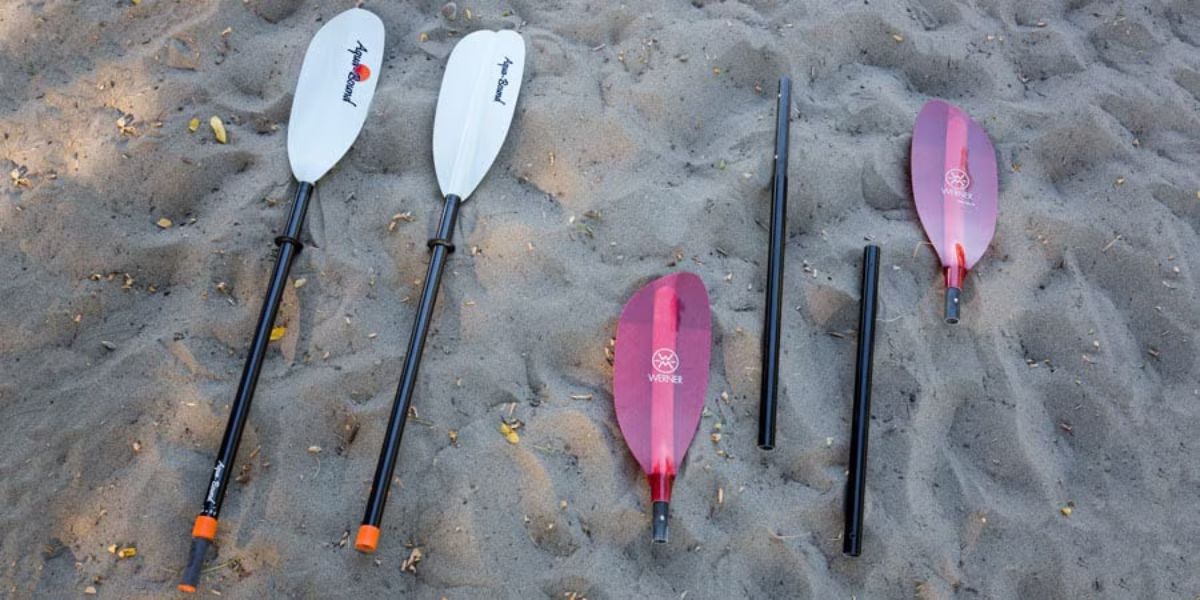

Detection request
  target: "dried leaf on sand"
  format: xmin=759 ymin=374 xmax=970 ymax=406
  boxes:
xmin=499 ymin=421 xmax=520 ymax=444
xmin=210 ymin=116 xmax=228 ymax=144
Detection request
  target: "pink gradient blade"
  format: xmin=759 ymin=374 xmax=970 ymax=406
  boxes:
xmin=911 ymin=99 xmax=998 ymax=323
xmin=613 ymin=272 xmax=711 ymax=541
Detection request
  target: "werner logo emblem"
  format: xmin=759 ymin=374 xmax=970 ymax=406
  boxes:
xmin=944 ymin=168 xmax=970 ymax=190
xmin=493 ymin=57 xmax=513 ymax=105
xmin=651 ymin=349 xmax=679 ymax=374
xmin=942 ymin=168 xmax=975 ymax=206
xmin=342 ymin=41 xmax=369 ymax=107
xmin=648 ymin=348 xmax=683 ymax=384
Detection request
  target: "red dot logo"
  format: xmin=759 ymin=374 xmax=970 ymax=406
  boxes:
xmin=354 ymin=64 xmax=371 ymax=82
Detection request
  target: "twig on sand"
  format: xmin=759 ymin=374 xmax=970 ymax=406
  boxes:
xmin=912 ymin=241 xmax=934 ymax=259
xmin=202 ymin=559 xmax=237 ymax=574
xmin=1102 ymin=235 xmax=1122 ymax=252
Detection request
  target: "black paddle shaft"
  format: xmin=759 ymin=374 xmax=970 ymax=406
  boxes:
xmin=945 ymin=287 xmax=961 ymax=324
xmin=758 ymin=77 xmax=791 ymax=450
xmin=181 ymin=180 xmax=313 ymax=590
xmin=362 ymin=194 xmax=461 ymax=528
xmin=844 ymin=245 xmax=880 ymax=557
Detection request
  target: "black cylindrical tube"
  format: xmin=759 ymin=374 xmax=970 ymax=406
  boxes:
xmin=361 ymin=194 xmax=461 ymax=533
xmin=201 ymin=180 xmax=312 ymax=518
xmin=844 ymin=245 xmax=880 ymax=557
xmin=758 ymin=77 xmax=791 ymax=450
xmin=178 ymin=538 xmax=210 ymax=592
xmin=944 ymin=287 xmax=961 ymax=325
xmin=651 ymin=501 xmax=669 ymax=544
xmin=182 ymin=181 xmax=313 ymax=592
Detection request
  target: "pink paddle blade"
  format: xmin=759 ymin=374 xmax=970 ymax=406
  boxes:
xmin=911 ymin=99 xmax=998 ymax=324
xmin=613 ymin=272 xmax=712 ymax=543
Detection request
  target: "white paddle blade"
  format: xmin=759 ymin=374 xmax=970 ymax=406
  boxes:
xmin=287 ymin=8 xmax=385 ymax=183
xmin=433 ymin=30 xmax=526 ymax=200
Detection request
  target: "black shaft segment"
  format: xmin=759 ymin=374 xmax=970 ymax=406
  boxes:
xmin=651 ymin=501 xmax=669 ymax=544
xmin=362 ymin=194 xmax=461 ymax=528
xmin=844 ymin=245 xmax=880 ymax=557
xmin=758 ymin=77 xmax=791 ymax=451
xmin=181 ymin=181 xmax=313 ymax=592
xmin=179 ymin=538 xmax=210 ymax=591
xmin=200 ymin=180 xmax=313 ymax=519
xmin=944 ymin=287 xmax=961 ymax=324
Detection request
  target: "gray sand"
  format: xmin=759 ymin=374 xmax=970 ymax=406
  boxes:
xmin=2 ymin=0 xmax=1199 ymax=598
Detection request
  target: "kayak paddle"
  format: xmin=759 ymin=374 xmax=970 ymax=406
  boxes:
xmin=179 ymin=8 xmax=383 ymax=593
xmin=910 ymin=99 xmax=998 ymax=324
xmin=758 ymin=76 xmax=790 ymax=451
xmin=613 ymin=273 xmax=712 ymax=543
xmin=844 ymin=245 xmax=880 ymax=557
xmin=356 ymin=30 xmax=525 ymax=554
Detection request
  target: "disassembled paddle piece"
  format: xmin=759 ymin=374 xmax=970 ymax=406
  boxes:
xmin=758 ymin=76 xmax=790 ymax=451
xmin=613 ymin=272 xmax=712 ymax=543
xmin=910 ymin=99 xmax=998 ymax=324
xmin=844 ymin=245 xmax=880 ymax=557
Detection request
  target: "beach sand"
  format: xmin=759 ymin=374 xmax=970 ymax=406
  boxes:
xmin=2 ymin=0 xmax=1199 ymax=597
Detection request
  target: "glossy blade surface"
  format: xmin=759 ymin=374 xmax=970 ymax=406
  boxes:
xmin=287 ymin=8 xmax=385 ymax=183
xmin=613 ymin=273 xmax=712 ymax=481
xmin=911 ymin=99 xmax=998 ymax=272
xmin=433 ymin=30 xmax=526 ymax=200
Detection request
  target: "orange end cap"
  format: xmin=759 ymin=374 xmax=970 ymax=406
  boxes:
xmin=191 ymin=515 xmax=218 ymax=541
xmin=355 ymin=525 xmax=380 ymax=553
xmin=177 ymin=584 xmax=197 ymax=593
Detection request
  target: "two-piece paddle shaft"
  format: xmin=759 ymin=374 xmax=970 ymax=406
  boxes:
xmin=910 ymin=100 xmax=998 ymax=324
xmin=178 ymin=9 xmax=383 ymax=593
xmin=356 ymin=30 xmax=525 ymax=553
xmin=843 ymin=245 xmax=880 ymax=557
xmin=613 ymin=273 xmax=712 ymax=543
xmin=758 ymin=76 xmax=790 ymax=450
